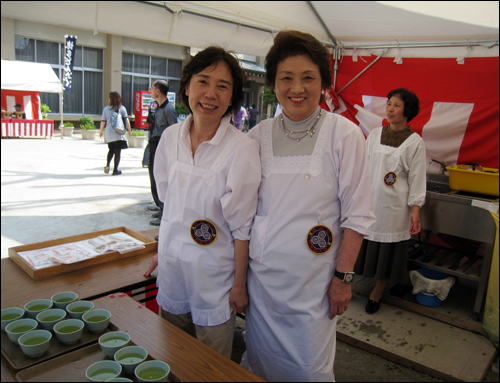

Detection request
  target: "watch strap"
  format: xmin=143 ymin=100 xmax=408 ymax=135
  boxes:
xmin=334 ymin=270 xmax=355 ymax=283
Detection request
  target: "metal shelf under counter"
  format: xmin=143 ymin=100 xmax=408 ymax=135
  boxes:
xmin=418 ymin=189 xmax=498 ymax=318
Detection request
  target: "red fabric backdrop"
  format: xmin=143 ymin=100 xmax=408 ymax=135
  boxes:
xmin=326 ymin=56 xmax=499 ymax=170
xmin=1 ymin=90 xmax=41 ymax=120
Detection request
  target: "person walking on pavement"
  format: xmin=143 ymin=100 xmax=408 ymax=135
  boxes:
xmin=99 ymin=92 xmax=132 ymax=176
xmin=148 ymin=80 xmax=178 ymax=226
xmin=248 ymin=104 xmax=259 ymax=130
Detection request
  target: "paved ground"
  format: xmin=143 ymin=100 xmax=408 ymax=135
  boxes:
xmin=1 ymin=131 xmax=498 ymax=381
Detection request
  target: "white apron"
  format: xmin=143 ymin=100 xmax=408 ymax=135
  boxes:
xmin=155 ymin=116 xmax=261 ymax=326
xmin=366 ymin=127 xmax=426 ymax=243
xmin=243 ymin=113 xmax=375 ymax=382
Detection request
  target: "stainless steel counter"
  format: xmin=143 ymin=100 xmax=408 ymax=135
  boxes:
xmin=414 ymin=177 xmax=498 ymax=317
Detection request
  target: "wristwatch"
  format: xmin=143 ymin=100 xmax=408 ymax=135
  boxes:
xmin=334 ymin=270 xmax=355 ymax=284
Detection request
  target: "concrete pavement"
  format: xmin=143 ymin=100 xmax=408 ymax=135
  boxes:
xmin=1 ymin=131 xmax=155 ymax=259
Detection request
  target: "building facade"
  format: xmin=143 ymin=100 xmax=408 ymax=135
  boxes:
xmin=1 ymin=2 xmax=266 ymax=127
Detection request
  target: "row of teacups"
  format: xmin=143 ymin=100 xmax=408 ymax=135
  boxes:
xmin=1 ymin=292 xmax=112 ymax=358
xmin=86 ymin=331 xmax=170 ymax=382
xmin=5 ymin=309 xmax=111 ymax=358
xmin=1 ymin=291 xmax=80 ymax=331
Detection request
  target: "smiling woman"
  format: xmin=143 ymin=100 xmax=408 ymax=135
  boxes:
xmin=241 ymin=31 xmax=376 ymax=382
xmin=143 ymin=46 xmax=261 ymax=360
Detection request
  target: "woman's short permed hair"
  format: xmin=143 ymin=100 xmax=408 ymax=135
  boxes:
xmin=265 ymin=30 xmax=332 ymax=92
xmin=179 ymin=46 xmax=245 ymax=116
xmin=387 ymin=88 xmax=420 ymax=122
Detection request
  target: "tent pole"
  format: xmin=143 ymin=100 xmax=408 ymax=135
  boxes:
xmin=60 ymin=89 xmax=64 ymax=140
xmin=307 ymin=1 xmax=338 ymax=48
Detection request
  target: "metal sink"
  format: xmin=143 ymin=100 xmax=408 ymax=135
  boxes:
xmin=426 ymin=173 xmax=452 ymax=194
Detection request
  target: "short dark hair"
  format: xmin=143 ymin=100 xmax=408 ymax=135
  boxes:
xmin=387 ymin=88 xmax=420 ymax=122
xmin=265 ymin=30 xmax=332 ymax=96
xmin=153 ymin=80 xmax=169 ymax=96
xmin=179 ymin=46 xmax=245 ymax=116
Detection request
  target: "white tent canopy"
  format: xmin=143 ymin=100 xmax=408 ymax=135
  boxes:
xmin=1 ymin=60 xmax=62 ymax=93
xmin=1 ymin=1 xmax=497 ymax=58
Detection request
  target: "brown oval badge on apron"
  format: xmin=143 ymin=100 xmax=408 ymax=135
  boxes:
xmin=191 ymin=219 xmax=217 ymax=246
xmin=307 ymin=225 xmax=333 ymax=254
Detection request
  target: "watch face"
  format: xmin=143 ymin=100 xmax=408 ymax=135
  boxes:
xmin=345 ymin=273 xmax=354 ymax=283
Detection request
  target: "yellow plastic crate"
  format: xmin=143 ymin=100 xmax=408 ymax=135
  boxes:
xmin=446 ymin=165 xmax=499 ymax=196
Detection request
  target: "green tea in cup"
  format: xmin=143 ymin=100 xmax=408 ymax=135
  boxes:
xmin=28 ymin=304 xmax=50 ymax=311
xmin=22 ymin=336 xmax=48 ymax=346
xmin=90 ymin=368 xmax=120 ymax=380
xmin=39 ymin=315 xmax=62 ymax=322
xmin=9 ymin=325 xmax=34 ymax=333
xmin=137 ymin=367 xmax=167 ymax=380
xmin=57 ymin=325 xmax=81 ymax=333
xmin=117 ymin=353 xmax=145 ymax=364
xmin=86 ymin=316 xmax=107 ymax=322
xmin=55 ymin=297 xmax=74 ymax=303
xmin=1 ymin=313 xmax=23 ymax=321
xmin=102 ymin=336 xmax=129 ymax=347
xmin=69 ymin=306 xmax=90 ymax=313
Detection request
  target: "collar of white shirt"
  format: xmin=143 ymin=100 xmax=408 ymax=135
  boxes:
xmin=180 ymin=114 xmax=232 ymax=148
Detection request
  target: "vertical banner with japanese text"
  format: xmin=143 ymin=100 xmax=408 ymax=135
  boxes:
xmin=63 ymin=35 xmax=77 ymax=91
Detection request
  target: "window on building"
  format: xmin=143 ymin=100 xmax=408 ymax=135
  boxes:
xmin=121 ymin=53 xmax=182 ymax=115
xmin=15 ymin=36 xmax=104 ymax=115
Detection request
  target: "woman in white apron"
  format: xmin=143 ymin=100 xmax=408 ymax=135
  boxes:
xmin=355 ymin=88 xmax=427 ymax=314
xmin=143 ymin=47 xmax=261 ymax=359
xmin=241 ymin=31 xmax=376 ymax=382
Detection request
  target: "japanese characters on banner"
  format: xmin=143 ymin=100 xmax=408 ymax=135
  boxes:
xmin=324 ymin=56 xmax=499 ymax=171
xmin=63 ymin=35 xmax=77 ymax=91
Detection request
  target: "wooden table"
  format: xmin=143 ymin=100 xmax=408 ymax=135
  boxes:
xmin=1 ymin=229 xmax=161 ymax=310
xmin=2 ymin=294 xmax=264 ymax=382
xmin=0 ymin=251 xmax=158 ymax=310
xmin=1 ymin=227 xmax=264 ymax=381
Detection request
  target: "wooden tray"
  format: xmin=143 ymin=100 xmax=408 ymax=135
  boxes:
xmin=16 ymin=342 xmax=182 ymax=382
xmin=8 ymin=227 xmax=157 ymax=280
xmin=1 ymin=322 xmax=118 ymax=370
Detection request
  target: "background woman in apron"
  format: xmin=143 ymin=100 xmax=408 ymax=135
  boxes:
xmin=143 ymin=46 xmax=261 ymax=359
xmin=355 ymin=88 xmax=427 ymax=314
xmin=241 ymin=30 xmax=376 ymax=382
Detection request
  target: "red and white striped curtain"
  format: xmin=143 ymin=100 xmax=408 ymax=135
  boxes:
xmin=1 ymin=90 xmax=41 ymax=120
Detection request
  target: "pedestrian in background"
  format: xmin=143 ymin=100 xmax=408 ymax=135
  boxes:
xmin=232 ymin=106 xmax=245 ymax=130
xmin=148 ymin=80 xmax=178 ymax=226
xmin=99 ymin=92 xmax=132 ymax=176
xmin=248 ymin=104 xmax=259 ymax=130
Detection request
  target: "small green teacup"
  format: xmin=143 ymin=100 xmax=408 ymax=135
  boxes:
xmin=66 ymin=300 xmax=94 ymax=320
xmin=135 ymin=360 xmax=171 ymax=382
xmin=24 ymin=299 xmax=53 ymax=319
xmin=82 ymin=309 xmax=111 ymax=334
xmin=99 ymin=331 xmax=131 ymax=358
xmin=114 ymin=346 xmax=148 ymax=375
xmin=18 ymin=329 xmax=52 ymax=358
xmin=86 ymin=360 xmax=122 ymax=382
xmin=54 ymin=319 xmax=85 ymax=345
xmin=5 ymin=318 xmax=38 ymax=343
xmin=51 ymin=291 xmax=78 ymax=310
xmin=1 ymin=307 xmax=25 ymax=331
xmin=36 ymin=308 xmax=66 ymax=331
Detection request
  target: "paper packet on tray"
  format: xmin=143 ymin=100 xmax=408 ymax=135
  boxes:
xmin=88 ymin=234 xmax=145 ymax=254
